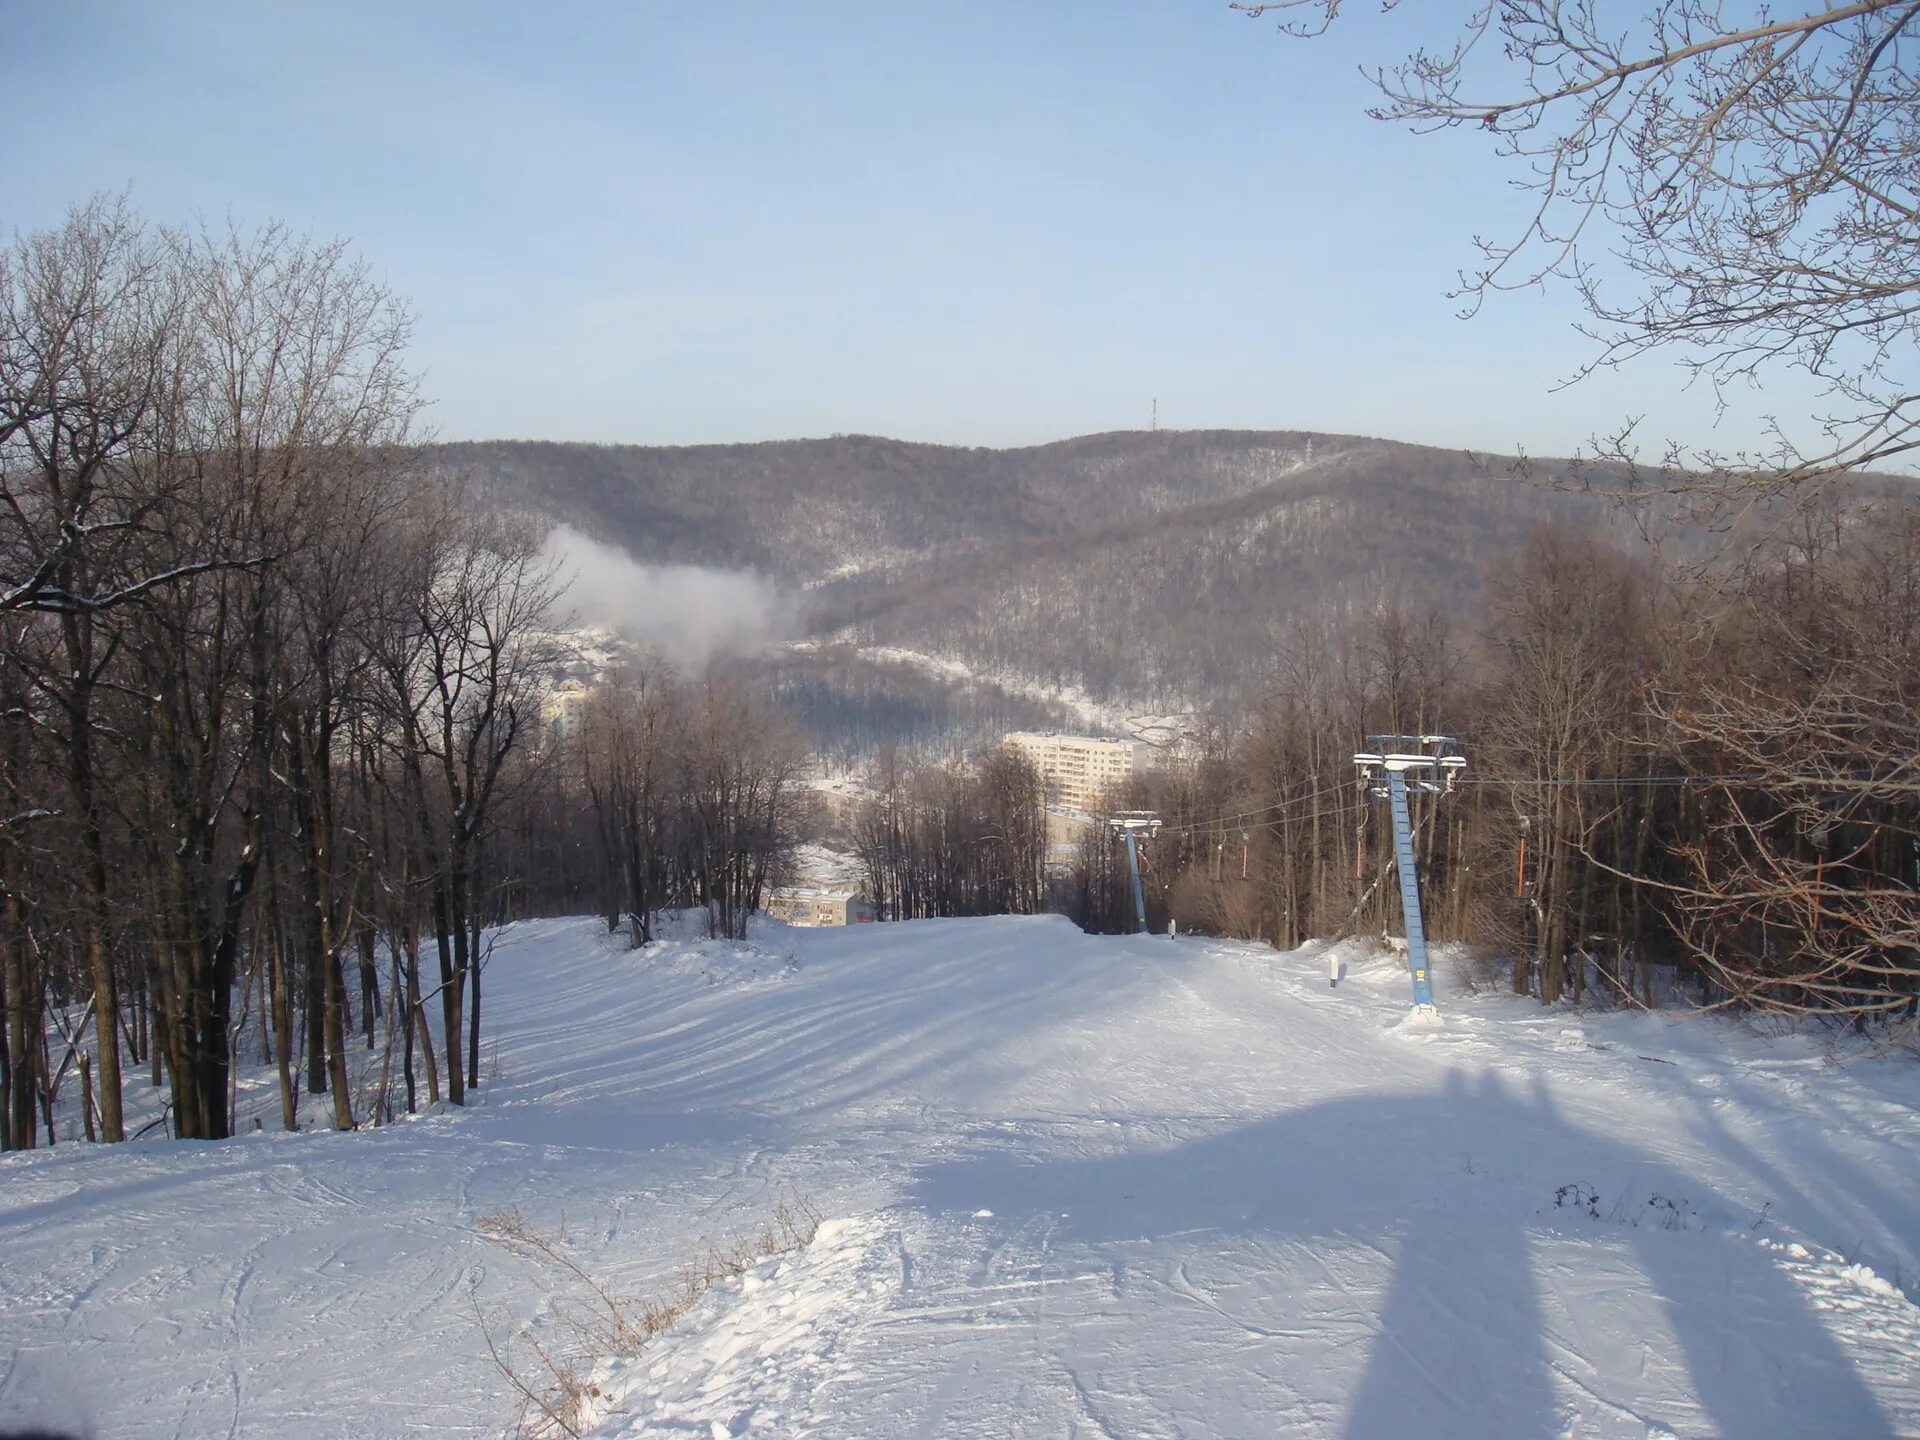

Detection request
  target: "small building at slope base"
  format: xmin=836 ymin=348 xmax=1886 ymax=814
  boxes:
xmin=764 ymin=888 xmax=877 ymax=927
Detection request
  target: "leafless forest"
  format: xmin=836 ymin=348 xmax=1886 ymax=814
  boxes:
xmin=448 ymin=429 xmax=1655 ymax=727
xmin=1062 ymin=511 xmax=1920 ymax=1023
xmin=0 ymin=203 xmax=804 ymax=1150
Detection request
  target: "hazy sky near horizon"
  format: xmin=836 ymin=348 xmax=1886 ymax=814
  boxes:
xmin=5 ymin=3 xmax=1827 ymax=459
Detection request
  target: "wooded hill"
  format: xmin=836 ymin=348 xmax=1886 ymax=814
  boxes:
xmin=439 ymin=429 xmax=1660 ymax=731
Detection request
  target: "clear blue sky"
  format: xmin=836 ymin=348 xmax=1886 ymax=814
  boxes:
xmin=3 ymin=2 xmax=1816 ymax=458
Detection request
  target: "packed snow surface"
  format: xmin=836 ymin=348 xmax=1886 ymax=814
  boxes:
xmin=3 ymin=917 xmax=1918 ymax=1438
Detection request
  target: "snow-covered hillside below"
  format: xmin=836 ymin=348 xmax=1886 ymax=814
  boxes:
xmin=2 ymin=917 xmax=1917 ymax=1438
xmin=787 ymin=639 xmax=1196 ymax=750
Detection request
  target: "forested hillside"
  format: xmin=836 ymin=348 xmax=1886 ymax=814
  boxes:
xmin=440 ymin=430 xmax=1654 ymax=727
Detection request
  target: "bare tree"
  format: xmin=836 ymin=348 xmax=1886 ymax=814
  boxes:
xmin=372 ymin=495 xmax=558 ymax=1105
xmin=975 ymin=746 xmax=1047 ymax=916
xmin=854 ymin=744 xmax=1050 ymax=924
xmin=0 ymin=198 xmax=187 ymax=1141
xmin=1477 ymin=525 xmax=1660 ymax=1002
xmin=579 ymin=657 xmax=682 ymax=945
xmin=124 ymin=220 xmax=420 ymax=1139
xmin=0 ymin=611 xmax=50 ymax=1147
xmin=0 ymin=199 xmax=264 ymax=621
xmin=1239 ymin=2 xmax=1920 ymax=500
xmin=682 ymin=674 xmax=805 ymax=941
xmin=0 ymin=198 xmax=640 ymax=1145
xmin=1644 ymin=499 xmax=1920 ymax=1015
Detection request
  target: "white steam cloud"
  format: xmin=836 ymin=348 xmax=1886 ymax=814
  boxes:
xmin=542 ymin=524 xmax=791 ymax=667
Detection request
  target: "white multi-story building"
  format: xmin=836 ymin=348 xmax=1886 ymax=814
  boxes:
xmin=765 ymin=888 xmax=876 ymax=927
xmin=1002 ymin=731 xmax=1149 ymax=811
xmin=542 ymin=683 xmax=593 ymax=744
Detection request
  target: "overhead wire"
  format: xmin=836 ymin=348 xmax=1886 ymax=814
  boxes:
xmin=1152 ymin=777 xmax=1361 ymax=838
xmin=1147 ymin=767 xmax=1915 ymax=842
xmin=1457 ymin=771 xmax=1917 ymax=789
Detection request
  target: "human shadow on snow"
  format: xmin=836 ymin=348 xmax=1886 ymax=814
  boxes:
xmin=908 ymin=1066 xmax=1899 ymax=1440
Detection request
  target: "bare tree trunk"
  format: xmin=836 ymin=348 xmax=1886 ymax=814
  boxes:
xmin=2 ymin=885 xmax=35 ymax=1150
xmin=404 ymin=918 xmax=436 ymax=1106
xmin=433 ymin=880 xmax=464 ymax=1105
xmin=148 ymin=899 xmax=167 ymax=1091
xmin=270 ymin=920 xmax=296 ymax=1132
xmin=293 ymin=737 xmax=354 ymax=1130
xmin=303 ymin=932 xmax=326 ymax=1095
xmin=322 ymin=944 xmax=352 ymax=1128
xmin=467 ymin=910 xmax=483 ymax=1098
xmin=358 ymin=922 xmax=379 ymax=1050
xmin=67 ymin=704 xmax=124 ymax=1140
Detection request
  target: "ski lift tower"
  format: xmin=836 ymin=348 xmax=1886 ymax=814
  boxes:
xmin=1108 ymin=811 xmax=1161 ymax=935
xmin=1353 ymin=735 xmax=1466 ymax=1022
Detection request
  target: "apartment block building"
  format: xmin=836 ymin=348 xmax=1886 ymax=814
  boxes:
xmin=765 ymin=888 xmax=877 ymax=927
xmin=542 ymin=682 xmax=593 ymax=744
xmin=1001 ymin=731 xmax=1149 ymax=811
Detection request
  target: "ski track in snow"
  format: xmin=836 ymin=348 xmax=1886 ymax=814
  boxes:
xmin=2 ymin=916 xmax=1918 ymax=1438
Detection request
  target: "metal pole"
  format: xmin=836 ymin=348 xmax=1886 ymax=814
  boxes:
xmin=1123 ymin=826 xmax=1148 ymax=934
xmin=1385 ymin=770 xmax=1437 ymax=1012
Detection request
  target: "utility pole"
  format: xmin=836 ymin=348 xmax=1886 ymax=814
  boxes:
xmin=1353 ymin=736 xmax=1466 ymax=1023
xmin=1108 ymin=811 xmax=1161 ymax=934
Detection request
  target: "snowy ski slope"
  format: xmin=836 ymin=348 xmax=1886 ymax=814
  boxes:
xmin=1 ymin=915 xmax=1917 ymax=1438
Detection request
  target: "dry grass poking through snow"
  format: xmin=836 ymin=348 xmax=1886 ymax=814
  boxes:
xmin=473 ymin=1195 xmax=823 ymax=1438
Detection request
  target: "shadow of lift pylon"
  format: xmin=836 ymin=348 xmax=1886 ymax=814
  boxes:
xmin=1353 ymin=735 xmax=1466 ymax=1025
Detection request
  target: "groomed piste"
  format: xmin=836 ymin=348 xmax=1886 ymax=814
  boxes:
xmin=2 ymin=914 xmax=1917 ymax=1438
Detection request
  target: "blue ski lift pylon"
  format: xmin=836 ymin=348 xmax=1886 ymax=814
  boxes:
xmin=1108 ymin=811 xmax=1161 ymax=936
xmin=1352 ymin=736 xmax=1465 ymax=1023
